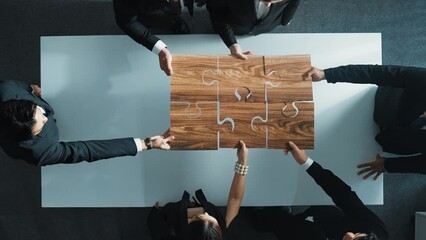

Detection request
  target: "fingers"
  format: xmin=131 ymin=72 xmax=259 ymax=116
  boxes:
xmin=357 ymin=167 xmax=371 ymax=175
xmin=283 ymin=149 xmax=289 ymax=155
xmin=166 ymin=59 xmax=173 ymax=75
xmin=288 ymin=141 xmax=299 ymax=152
xmin=302 ymin=68 xmax=315 ymax=81
xmin=236 ymin=140 xmax=246 ymax=150
xmin=373 ymin=172 xmax=382 ymax=181
xmin=159 ymin=49 xmax=173 ymax=76
xmin=162 ymin=128 xmax=171 ymax=137
xmin=357 ymin=162 xmax=372 ymax=168
xmin=161 ymin=61 xmax=172 ymax=76
xmin=362 ymin=170 xmax=376 ymax=180
xmin=233 ymin=52 xmax=248 ymax=60
xmin=164 ymin=135 xmax=175 ymax=143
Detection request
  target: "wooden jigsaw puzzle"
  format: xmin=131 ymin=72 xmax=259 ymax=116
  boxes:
xmin=170 ymin=54 xmax=314 ymax=150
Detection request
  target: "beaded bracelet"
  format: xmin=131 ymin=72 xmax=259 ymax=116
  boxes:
xmin=234 ymin=162 xmax=249 ymax=176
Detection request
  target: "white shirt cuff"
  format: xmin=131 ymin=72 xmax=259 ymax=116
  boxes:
xmin=152 ymin=40 xmax=167 ymax=55
xmin=301 ymin=157 xmax=314 ymax=170
xmin=133 ymin=138 xmax=143 ymax=152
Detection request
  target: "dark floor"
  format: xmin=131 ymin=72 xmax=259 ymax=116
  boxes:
xmin=1 ymin=0 xmax=426 ymax=239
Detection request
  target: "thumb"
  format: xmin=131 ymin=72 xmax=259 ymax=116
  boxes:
xmin=303 ymin=68 xmax=314 ymax=80
xmin=165 ymin=135 xmax=175 ymax=142
xmin=288 ymin=141 xmax=299 ymax=152
xmin=236 ymin=53 xmax=248 ymax=60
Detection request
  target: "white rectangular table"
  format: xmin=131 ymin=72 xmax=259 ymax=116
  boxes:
xmin=41 ymin=33 xmax=383 ymax=207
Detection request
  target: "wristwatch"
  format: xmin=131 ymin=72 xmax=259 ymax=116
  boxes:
xmin=144 ymin=137 xmax=152 ymax=150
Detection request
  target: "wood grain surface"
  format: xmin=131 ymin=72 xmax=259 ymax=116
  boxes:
xmin=170 ymin=54 xmax=314 ymax=150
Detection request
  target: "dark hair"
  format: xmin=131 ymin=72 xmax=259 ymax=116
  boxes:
xmin=189 ymin=220 xmax=222 ymax=240
xmin=0 ymin=99 xmax=37 ymax=141
xmin=355 ymin=232 xmax=379 ymax=240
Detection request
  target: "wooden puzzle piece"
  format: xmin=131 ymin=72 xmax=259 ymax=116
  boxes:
xmin=216 ymin=56 xmax=266 ymax=103
xmin=219 ymin=101 xmax=267 ymax=148
xmin=263 ymin=55 xmax=313 ymax=102
xmin=171 ymin=55 xmax=219 ymax=102
xmin=252 ymin=101 xmax=314 ymax=149
xmin=170 ymin=102 xmax=219 ymax=150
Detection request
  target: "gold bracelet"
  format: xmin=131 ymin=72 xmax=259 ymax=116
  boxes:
xmin=234 ymin=162 xmax=249 ymax=176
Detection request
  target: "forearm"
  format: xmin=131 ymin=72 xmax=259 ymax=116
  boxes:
xmin=206 ymin=0 xmax=236 ymax=47
xmin=384 ymin=154 xmax=426 ymax=174
xmin=307 ymin=161 xmax=365 ymax=211
xmin=324 ymin=65 xmax=384 ymax=85
xmin=113 ymin=0 xmax=159 ymax=51
xmin=214 ymin=23 xmax=237 ymax=48
xmin=325 ymin=65 xmax=426 ymax=89
xmin=227 ymin=158 xmax=247 ymax=203
xmin=375 ymin=128 xmax=426 ymax=154
xmin=39 ymin=138 xmax=138 ymax=166
xmin=119 ymin=20 xmax=160 ymax=51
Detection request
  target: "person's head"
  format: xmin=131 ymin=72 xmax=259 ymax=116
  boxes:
xmin=188 ymin=212 xmax=222 ymax=240
xmin=343 ymin=232 xmax=379 ymax=240
xmin=0 ymin=99 xmax=47 ymax=141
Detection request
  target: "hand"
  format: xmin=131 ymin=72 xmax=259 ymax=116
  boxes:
xmin=229 ymin=44 xmax=252 ymax=60
xmin=357 ymin=154 xmax=386 ymax=180
xmin=150 ymin=129 xmax=175 ymax=150
xmin=236 ymin=140 xmax=248 ymax=164
xmin=302 ymin=67 xmax=325 ymax=81
xmin=159 ymin=48 xmax=173 ymax=76
xmin=283 ymin=141 xmax=308 ymax=165
xmin=31 ymin=85 xmax=42 ymax=96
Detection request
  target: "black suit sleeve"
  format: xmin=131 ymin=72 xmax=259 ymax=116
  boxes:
xmin=307 ymin=162 xmax=367 ymax=216
xmin=206 ymin=0 xmax=237 ymax=48
xmin=113 ymin=0 xmax=161 ymax=51
xmin=324 ymin=65 xmax=426 ymax=89
xmin=384 ymin=154 xmax=426 ymax=174
xmin=306 ymin=162 xmax=388 ymax=239
xmin=280 ymin=0 xmax=300 ymax=25
xmin=375 ymin=127 xmax=426 ymax=155
xmin=324 ymin=65 xmax=426 ymax=126
xmin=39 ymin=138 xmax=138 ymax=166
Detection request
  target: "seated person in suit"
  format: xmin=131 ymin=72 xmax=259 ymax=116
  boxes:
xmin=147 ymin=140 xmax=248 ymax=240
xmin=0 ymin=80 xmax=174 ymax=166
xmin=304 ymin=65 xmax=426 ymax=179
xmin=253 ymin=141 xmax=388 ymax=240
xmin=113 ymin=0 xmax=194 ymax=76
xmin=206 ymin=0 xmax=300 ymax=59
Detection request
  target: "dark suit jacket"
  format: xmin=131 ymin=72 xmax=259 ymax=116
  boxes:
xmin=324 ymin=65 xmax=426 ymax=174
xmin=305 ymin=162 xmax=388 ymax=239
xmin=113 ymin=0 xmax=168 ymax=51
xmin=0 ymin=80 xmax=137 ymax=166
xmin=206 ymin=0 xmax=300 ymax=47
